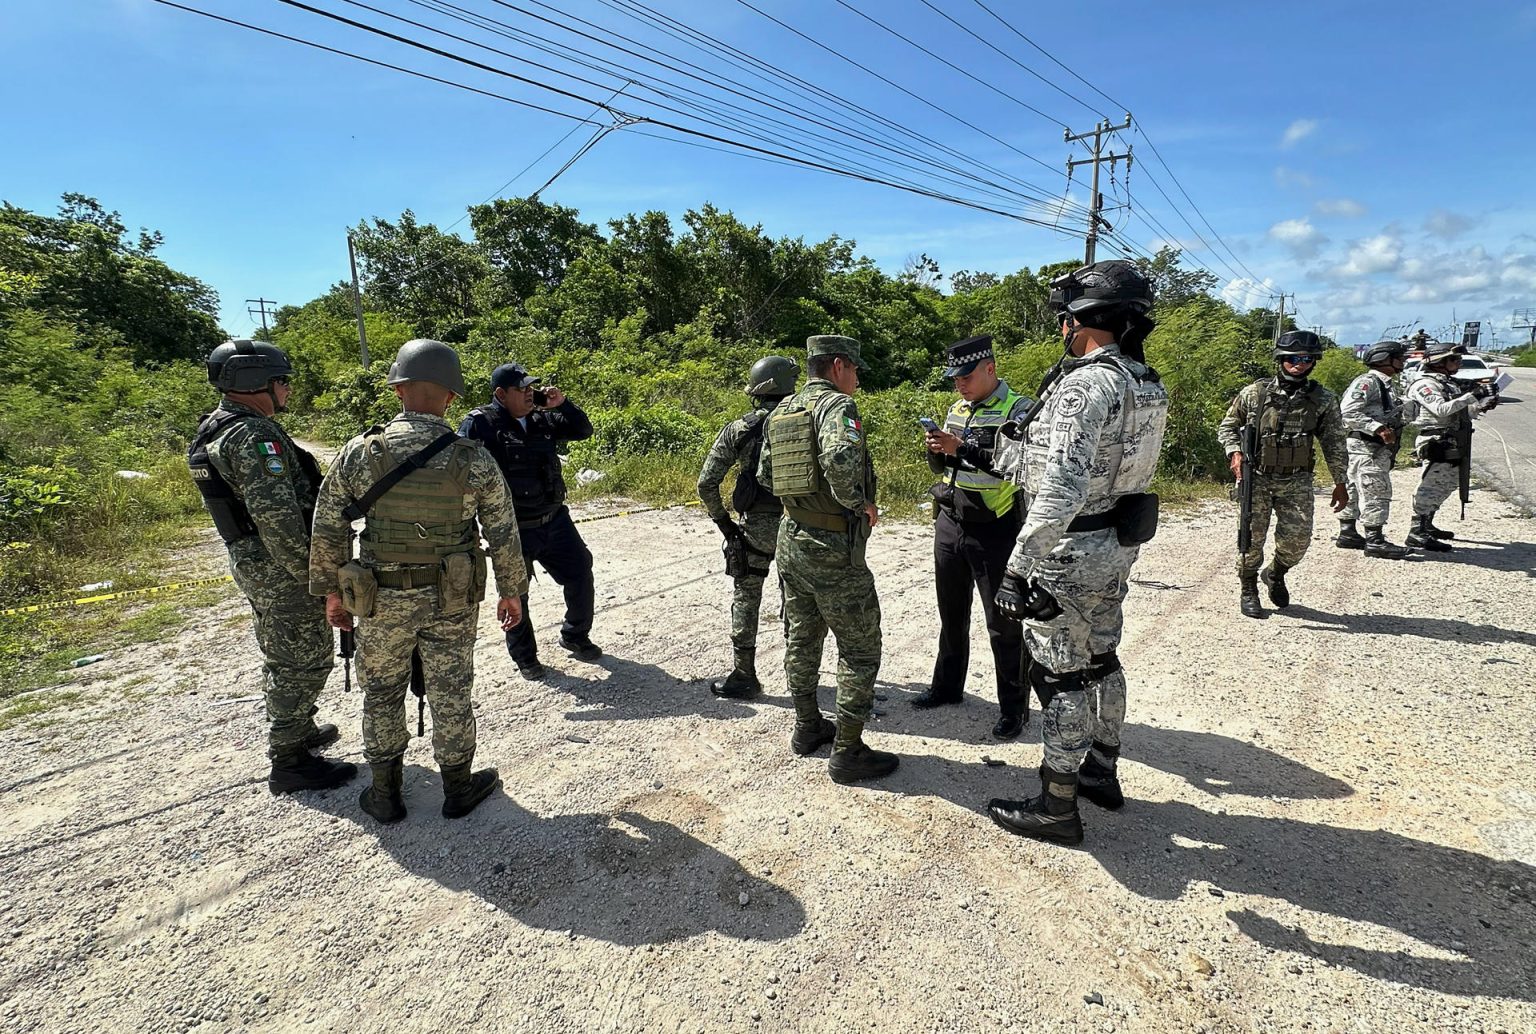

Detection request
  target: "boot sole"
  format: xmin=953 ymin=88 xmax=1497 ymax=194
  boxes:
xmin=790 ymin=731 xmax=836 ymax=756
xmin=710 ymin=681 xmax=762 ymax=700
xmin=986 ymin=809 xmax=1085 ymax=845
xmin=910 ymin=696 xmax=963 ymax=710
xmin=1335 ymin=541 xmax=1366 ymax=550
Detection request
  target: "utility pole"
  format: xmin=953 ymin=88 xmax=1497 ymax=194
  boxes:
xmin=1271 ymin=293 xmax=1294 ymax=345
xmin=347 ymin=232 xmax=371 ymax=370
xmin=245 ymin=297 xmax=278 ymax=336
xmin=1065 ymin=113 xmax=1133 ymax=265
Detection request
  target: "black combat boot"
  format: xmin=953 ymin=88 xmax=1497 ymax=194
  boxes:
xmin=268 ymin=747 xmax=358 ymax=794
xmin=358 ymin=758 xmax=406 ymax=824
xmin=789 ymin=693 xmax=836 ymax=756
xmin=1423 ymin=516 xmax=1456 ymax=541
xmin=1239 ymin=573 xmax=1265 ymax=619
xmin=440 ymin=758 xmax=501 ymax=818
xmin=827 ymin=719 xmax=899 ymax=784
xmin=1405 ymin=514 xmax=1452 ymax=552
xmin=1077 ymin=745 xmax=1125 ymax=810
xmin=987 ymin=765 xmax=1084 ymax=845
xmin=710 ymin=648 xmax=762 ymax=699
xmin=1260 ymin=562 xmax=1291 ymax=609
xmin=1335 ymin=520 xmax=1367 ymax=549
xmin=1362 ymin=525 xmax=1412 ymax=560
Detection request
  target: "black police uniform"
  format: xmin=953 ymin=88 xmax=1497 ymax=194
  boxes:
xmin=458 ymin=379 xmax=597 ymax=667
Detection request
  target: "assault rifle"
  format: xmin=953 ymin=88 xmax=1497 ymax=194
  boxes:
xmin=1237 ymin=423 xmax=1258 ymax=554
xmin=410 ymin=647 xmax=426 ymax=736
xmin=1455 ymin=416 xmax=1472 ymax=520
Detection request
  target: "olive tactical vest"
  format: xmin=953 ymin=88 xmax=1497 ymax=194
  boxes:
xmin=358 ymin=431 xmax=479 ymax=565
xmin=766 ymin=384 xmax=867 ymax=528
xmin=1253 ymin=379 xmax=1323 ymax=475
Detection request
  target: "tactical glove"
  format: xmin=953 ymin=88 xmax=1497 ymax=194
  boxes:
xmin=995 ymin=570 xmax=1063 ymax=623
xmin=1470 ymin=383 xmax=1497 ymax=400
xmin=714 ymin=517 xmax=744 ymax=541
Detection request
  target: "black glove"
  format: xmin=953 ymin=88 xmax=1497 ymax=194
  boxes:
xmin=714 ymin=516 xmax=743 ymax=541
xmin=1470 ymin=383 xmax=1496 ymax=400
xmin=995 ymin=571 xmax=1063 ymax=622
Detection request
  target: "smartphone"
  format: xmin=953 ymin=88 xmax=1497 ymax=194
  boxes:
xmin=532 ymin=388 xmax=550 ymax=407
xmin=917 ymin=416 xmax=941 ymax=433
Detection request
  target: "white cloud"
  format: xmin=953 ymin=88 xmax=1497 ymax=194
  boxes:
xmin=1268 ymin=217 xmax=1327 ymax=259
xmin=1424 ymin=209 xmax=1475 ymax=240
xmin=1314 ymin=198 xmax=1366 ymax=219
xmin=1221 ymin=276 xmax=1277 ymax=311
xmin=1334 ymin=234 xmax=1404 ymax=278
xmin=1281 ymin=119 xmax=1320 ymax=148
xmin=1274 ymin=166 xmax=1317 ymax=190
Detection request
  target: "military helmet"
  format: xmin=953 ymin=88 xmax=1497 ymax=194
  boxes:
xmin=207 ymin=339 xmax=293 ymax=393
xmin=1361 ymin=340 xmax=1408 ymax=367
xmin=1273 ymin=330 xmax=1323 ymax=360
xmin=745 ymin=355 xmax=799 ymax=397
xmin=1421 ymin=339 xmax=1467 ymax=367
xmin=386 ymin=339 xmax=468 ymax=396
xmin=1050 ymin=260 xmax=1154 ymax=321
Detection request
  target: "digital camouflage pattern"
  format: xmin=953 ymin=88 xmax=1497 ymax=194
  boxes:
xmin=1340 ymin=369 xmax=1405 ymax=527
xmin=1216 ymin=378 xmax=1349 ymax=481
xmin=697 ymin=409 xmax=781 ymax=654
xmin=204 ymin=400 xmax=332 ymax=757
xmin=758 ymin=379 xmax=880 ymax=724
xmin=310 ymin=412 xmax=528 ymax=766
xmin=1407 ymin=370 xmax=1490 ymax=518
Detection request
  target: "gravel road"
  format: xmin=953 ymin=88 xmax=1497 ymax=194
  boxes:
xmin=3 ymin=471 xmax=1533 ymax=1033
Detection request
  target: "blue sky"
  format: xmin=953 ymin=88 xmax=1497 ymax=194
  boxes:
xmin=5 ymin=0 xmax=1535 ymax=347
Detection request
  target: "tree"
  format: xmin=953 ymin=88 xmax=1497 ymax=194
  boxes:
xmin=469 ymin=197 xmax=601 ymax=309
xmin=349 ymin=211 xmax=487 ymax=338
xmin=1134 ymin=246 xmax=1219 ymax=309
xmin=898 ymin=252 xmax=942 ymax=291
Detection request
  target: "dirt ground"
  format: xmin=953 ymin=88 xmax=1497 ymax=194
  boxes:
xmin=3 ymin=470 xmax=1534 ymax=1033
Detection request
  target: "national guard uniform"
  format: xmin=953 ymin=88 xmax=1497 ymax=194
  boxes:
xmin=1404 ymin=340 xmax=1499 ymax=551
xmin=458 ymin=362 xmax=598 ymax=680
xmin=918 ymin=336 xmax=1034 ymax=739
xmin=187 ymin=339 xmax=356 ymax=794
xmin=1337 ymin=340 xmax=1412 ymax=558
xmin=987 ymin=261 xmax=1168 ymax=846
xmin=310 ymin=340 xmax=528 ymax=823
xmin=697 ymin=356 xmax=800 ymax=699
xmin=757 ymin=335 xmax=897 ymax=784
xmin=1216 ymin=332 xmax=1350 ymax=618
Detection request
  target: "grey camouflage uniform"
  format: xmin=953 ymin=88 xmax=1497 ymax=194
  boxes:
xmin=998 ymin=344 xmax=1167 ymax=774
xmin=309 ymin=412 xmax=528 ymax=768
xmin=1216 ymin=378 xmax=1348 ymax=576
xmin=204 ymin=400 xmax=333 ymax=757
xmin=756 ymin=379 xmax=880 ymax=726
xmin=1339 ymin=369 xmax=1405 ymax=527
xmin=697 ymin=408 xmax=780 ymax=655
xmin=1408 ymin=371 xmax=1488 ymax=517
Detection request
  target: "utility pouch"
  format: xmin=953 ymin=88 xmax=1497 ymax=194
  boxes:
xmin=927 ymin=482 xmax=955 ymax=521
xmin=439 ymin=551 xmax=478 ymax=615
xmin=337 ymin=561 xmax=378 ymax=618
xmin=1114 ymin=492 xmax=1160 ymax=547
xmin=1422 ymin=436 xmax=1461 ymax=464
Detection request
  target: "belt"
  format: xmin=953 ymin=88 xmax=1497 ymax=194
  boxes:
xmin=517 ymin=508 xmax=562 ymax=530
xmin=373 ymin=566 xmax=441 ymax=589
xmin=1065 ymin=509 xmax=1118 ymax=534
xmin=1349 ymin=430 xmax=1388 ymax=445
xmin=783 ymin=504 xmax=848 ymax=532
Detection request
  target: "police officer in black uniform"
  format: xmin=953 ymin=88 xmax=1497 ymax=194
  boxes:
xmin=459 ymin=362 xmax=598 ymax=679
xmin=916 ymin=337 xmax=1034 ymax=739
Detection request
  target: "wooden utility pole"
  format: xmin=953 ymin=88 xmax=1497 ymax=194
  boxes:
xmin=347 ymin=232 xmax=371 ymax=370
xmin=1065 ymin=114 xmax=1133 ymax=265
xmin=245 ymin=297 xmax=278 ymax=336
xmin=1272 ymin=294 xmax=1294 ymax=345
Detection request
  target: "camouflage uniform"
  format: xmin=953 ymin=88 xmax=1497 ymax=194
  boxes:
xmin=201 ymin=400 xmax=333 ymax=757
xmin=997 ymin=344 xmax=1167 ymax=774
xmin=310 ymin=413 xmax=528 ymax=768
xmin=1339 ymin=369 xmax=1404 ymax=527
xmin=1216 ymin=378 xmax=1348 ymax=576
xmin=757 ymin=379 xmax=880 ymax=729
xmin=697 ymin=408 xmax=781 ymax=658
xmin=1408 ymin=371 xmax=1484 ymax=517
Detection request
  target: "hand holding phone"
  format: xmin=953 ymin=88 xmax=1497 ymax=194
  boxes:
xmin=917 ymin=416 xmax=941 ymax=433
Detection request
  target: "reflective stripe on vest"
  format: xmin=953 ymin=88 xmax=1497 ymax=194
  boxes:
xmin=944 ymin=386 xmax=1021 ymax=516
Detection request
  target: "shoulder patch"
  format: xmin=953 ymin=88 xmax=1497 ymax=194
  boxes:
xmin=1055 ymin=387 xmax=1089 ymax=417
xmin=264 ymin=456 xmax=286 ymax=476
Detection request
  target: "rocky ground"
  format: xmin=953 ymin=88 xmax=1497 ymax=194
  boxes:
xmin=2 ymin=470 xmax=1534 ymax=1033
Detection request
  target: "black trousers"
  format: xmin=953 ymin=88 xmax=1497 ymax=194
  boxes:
xmin=504 ymin=506 xmax=596 ymax=663
xmin=930 ymin=507 xmax=1027 ymax=717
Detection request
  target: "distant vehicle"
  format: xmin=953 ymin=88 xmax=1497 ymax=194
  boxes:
xmin=1403 ymin=354 xmax=1499 ymax=389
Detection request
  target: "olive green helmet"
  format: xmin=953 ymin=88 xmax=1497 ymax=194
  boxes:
xmin=745 ymin=355 xmax=799 ymax=397
xmin=386 ymin=339 xmax=468 ymax=396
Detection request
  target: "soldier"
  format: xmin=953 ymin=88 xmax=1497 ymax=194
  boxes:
xmin=1404 ymin=340 xmax=1499 ymax=551
xmin=187 ymin=339 xmax=356 ymax=794
xmin=310 ymin=340 xmax=528 ymax=823
xmin=917 ymin=335 xmax=1034 ymax=739
xmin=696 ymin=355 xmax=800 ymax=698
xmin=757 ymin=335 xmax=895 ymax=784
xmin=459 ymin=362 xmax=599 ymax=680
xmin=985 ymin=261 xmax=1167 ymax=845
xmin=1216 ymin=331 xmax=1350 ymax=619
xmin=1336 ymin=341 xmax=1412 ymax=559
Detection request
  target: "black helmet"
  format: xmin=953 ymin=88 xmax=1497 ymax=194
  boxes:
xmin=1361 ymin=340 xmax=1407 ymax=367
xmin=386 ymin=339 xmax=468 ymax=396
xmin=745 ymin=355 xmax=799 ymax=397
xmin=207 ymin=339 xmax=293 ymax=393
xmin=1422 ymin=339 xmax=1467 ymax=368
xmin=1273 ymin=330 xmax=1323 ymax=361
xmin=1050 ymin=260 xmax=1154 ymax=322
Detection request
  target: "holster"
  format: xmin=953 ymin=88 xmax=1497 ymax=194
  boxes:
xmin=1421 ymin=436 xmax=1462 ymax=464
xmin=337 ymin=561 xmax=378 ymax=618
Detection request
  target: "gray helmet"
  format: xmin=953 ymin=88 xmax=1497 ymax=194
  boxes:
xmin=386 ymin=339 xmax=468 ymax=396
xmin=207 ymin=339 xmax=293 ymax=392
xmin=1273 ymin=330 xmax=1323 ymax=360
xmin=1361 ymin=340 xmax=1407 ymax=367
xmin=745 ymin=355 xmax=799 ymax=397
xmin=1050 ymin=260 xmax=1154 ymax=322
xmin=1422 ymin=339 xmax=1467 ymax=368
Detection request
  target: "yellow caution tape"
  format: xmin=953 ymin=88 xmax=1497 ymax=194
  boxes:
xmin=0 ymin=575 xmax=235 ymax=618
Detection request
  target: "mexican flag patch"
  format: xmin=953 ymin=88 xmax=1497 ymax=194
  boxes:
xmin=843 ymin=417 xmax=861 ymax=432
xmin=257 ymin=441 xmax=282 ymax=456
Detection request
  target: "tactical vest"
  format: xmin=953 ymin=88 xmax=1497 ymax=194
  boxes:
xmin=942 ymin=385 xmax=1024 ymax=520
xmin=729 ymin=410 xmax=780 ymax=515
xmin=187 ymin=408 xmax=322 ymax=544
xmin=357 ymin=429 xmax=479 ymax=565
xmin=471 ymin=404 xmax=565 ymax=517
xmin=766 ymin=386 xmax=870 ymax=532
xmin=1253 ymin=379 xmax=1323 ymax=475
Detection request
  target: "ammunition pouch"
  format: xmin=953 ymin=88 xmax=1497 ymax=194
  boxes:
xmin=722 ymin=537 xmax=772 ymax=580
xmin=438 ymin=549 xmax=486 ymax=616
xmin=1420 ymin=435 xmax=1462 ymax=464
xmin=766 ymin=407 xmax=823 ymax=497
xmin=1112 ymin=492 xmax=1159 ymax=547
xmin=337 ymin=561 xmax=378 ymax=618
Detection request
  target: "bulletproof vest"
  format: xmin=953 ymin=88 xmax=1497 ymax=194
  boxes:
xmin=1411 ymin=372 xmax=1472 ymax=435
xmin=1254 ymin=379 xmax=1322 ymax=474
xmin=357 ymin=429 xmax=478 ymax=565
xmin=472 ymin=404 xmax=565 ymax=517
xmin=729 ymin=410 xmax=779 ymax=515
xmin=765 ymin=383 xmax=870 ymax=521
xmin=187 ymin=409 xmax=258 ymax=544
xmin=944 ymin=386 xmax=1025 ymax=519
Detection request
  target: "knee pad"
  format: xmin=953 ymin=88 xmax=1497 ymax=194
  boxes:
xmin=1029 ymin=662 xmax=1085 ymax=708
xmin=1086 ymin=650 xmax=1122 ymax=682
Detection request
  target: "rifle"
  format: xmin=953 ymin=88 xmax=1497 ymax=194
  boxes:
xmin=1455 ymin=415 xmax=1472 ymax=519
xmin=410 ymin=646 xmax=426 ymax=736
xmin=1237 ymin=423 xmax=1258 ymax=554
xmin=338 ymin=628 xmax=355 ymax=693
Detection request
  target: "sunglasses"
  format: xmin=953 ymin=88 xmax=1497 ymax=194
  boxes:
xmin=1281 ymin=355 xmax=1319 ymax=366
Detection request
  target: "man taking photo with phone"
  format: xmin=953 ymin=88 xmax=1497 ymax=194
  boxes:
xmin=459 ymin=362 xmax=600 ymax=679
